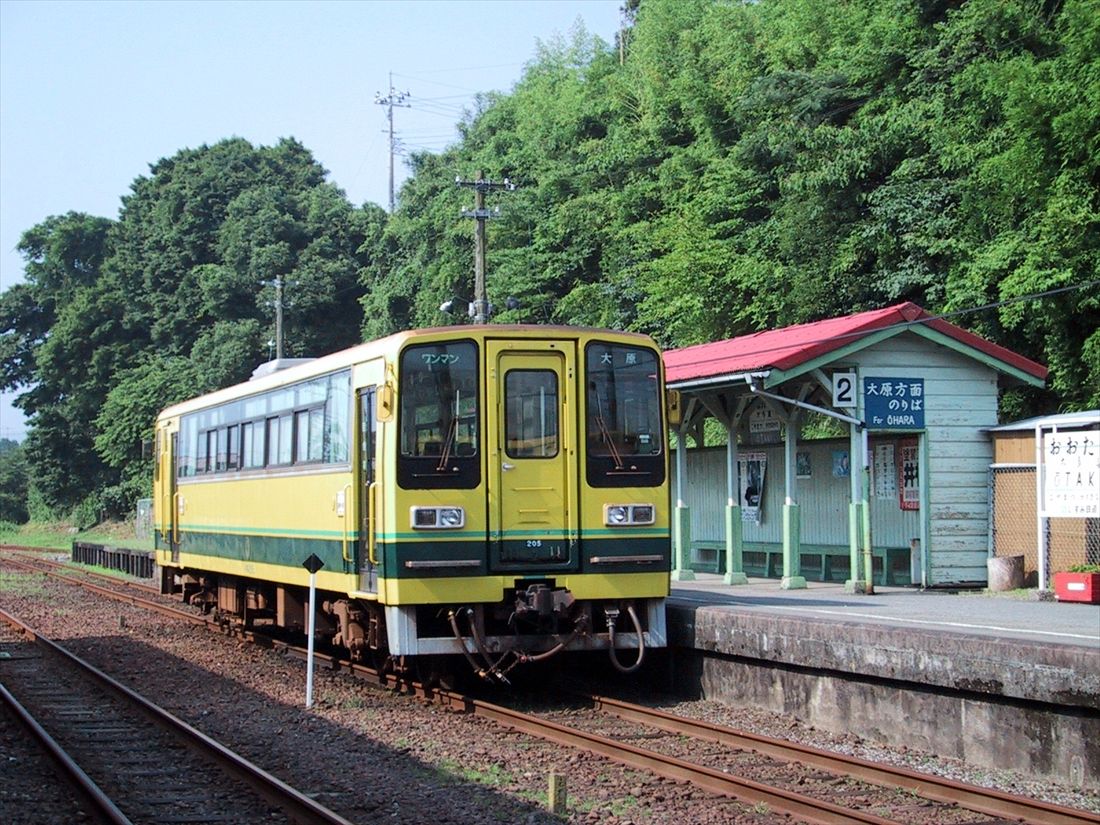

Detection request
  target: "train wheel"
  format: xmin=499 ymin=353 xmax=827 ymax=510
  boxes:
xmin=415 ymin=655 xmax=459 ymax=691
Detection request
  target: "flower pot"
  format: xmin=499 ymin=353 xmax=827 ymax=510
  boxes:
xmin=1053 ymin=571 xmax=1100 ymax=604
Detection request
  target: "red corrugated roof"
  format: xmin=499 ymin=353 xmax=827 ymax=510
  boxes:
xmin=663 ymin=302 xmax=1048 ymax=385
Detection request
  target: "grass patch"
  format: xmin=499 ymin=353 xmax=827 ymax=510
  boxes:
xmin=0 ymin=521 xmax=151 ymax=552
xmin=434 ymin=757 xmax=515 ymax=789
xmin=0 ymin=571 xmax=49 ymax=598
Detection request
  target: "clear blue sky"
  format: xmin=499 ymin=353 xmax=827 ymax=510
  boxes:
xmin=0 ymin=0 xmax=623 ymax=439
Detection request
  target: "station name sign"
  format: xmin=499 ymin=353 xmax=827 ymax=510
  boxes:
xmin=864 ymin=378 xmax=924 ymax=429
xmin=1043 ymin=430 xmax=1099 ymax=517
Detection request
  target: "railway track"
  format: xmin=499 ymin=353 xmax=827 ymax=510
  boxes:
xmin=0 ymin=607 xmax=355 ymax=825
xmin=4 ymin=549 xmax=1098 ymax=825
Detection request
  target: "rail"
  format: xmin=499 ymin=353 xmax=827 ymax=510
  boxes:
xmin=7 ymin=549 xmax=1098 ymax=825
xmin=0 ymin=605 xmax=357 ymax=825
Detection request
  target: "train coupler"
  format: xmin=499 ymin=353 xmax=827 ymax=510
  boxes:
xmin=513 ymin=584 xmax=574 ymax=624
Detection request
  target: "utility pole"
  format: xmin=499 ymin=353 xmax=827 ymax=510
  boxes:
xmin=456 ymin=171 xmax=516 ymax=324
xmin=264 ymin=274 xmax=296 ymax=360
xmin=374 ymin=73 xmax=410 ymax=213
xmin=273 ymin=274 xmax=284 ymax=360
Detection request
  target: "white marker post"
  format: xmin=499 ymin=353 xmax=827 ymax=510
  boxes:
xmin=302 ymin=553 xmax=325 ymax=708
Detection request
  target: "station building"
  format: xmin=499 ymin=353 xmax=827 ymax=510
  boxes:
xmin=663 ymin=302 xmax=1049 ymax=589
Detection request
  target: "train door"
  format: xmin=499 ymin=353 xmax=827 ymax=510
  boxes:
xmin=158 ymin=427 xmax=180 ymax=564
xmin=170 ymin=433 xmax=180 ymax=562
xmin=487 ymin=341 xmax=579 ymax=571
xmin=358 ymin=388 xmax=379 ymax=593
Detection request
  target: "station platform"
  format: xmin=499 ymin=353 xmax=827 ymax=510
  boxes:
xmin=667 ymin=574 xmax=1099 ymax=706
xmin=664 ymin=575 xmax=1099 ymax=787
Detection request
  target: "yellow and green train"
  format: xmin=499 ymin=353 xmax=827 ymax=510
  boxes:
xmin=153 ymin=325 xmax=670 ymax=680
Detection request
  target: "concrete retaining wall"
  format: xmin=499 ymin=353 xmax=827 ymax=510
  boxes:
xmin=667 ymin=604 xmax=1100 ymax=789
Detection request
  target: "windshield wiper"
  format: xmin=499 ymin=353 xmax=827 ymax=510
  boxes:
xmin=436 ymin=389 xmax=460 ymax=471
xmin=590 ymin=382 xmax=624 ymax=471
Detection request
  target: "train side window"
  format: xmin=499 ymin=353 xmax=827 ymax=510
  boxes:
xmin=295 ymin=410 xmax=309 ymax=463
xmin=215 ymin=427 xmax=229 ymax=472
xmin=308 ymin=407 xmax=324 ymax=462
xmin=197 ymin=429 xmax=210 ymax=474
xmin=241 ymin=422 xmax=254 ymax=468
xmin=243 ymin=421 xmax=264 ymax=469
xmin=266 ymin=417 xmax=281 ymax=466
xmin=226 ymin=425 xmax=239 ymax=471
xmin=277 ymin=413 xmax=293 ymax=465
xmin=177 ymin=368 xmax=352 ymax=476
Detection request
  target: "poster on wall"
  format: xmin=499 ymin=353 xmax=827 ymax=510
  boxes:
xmin=874 ymin=444 xmax=897 ymax=499
xmin=738 ymin=452 xmax=767 ymax=524
xmin=899 ymin=440 xmax=920 ymax=510
xmin=832 ymin=450 xmax=850 ymax=478
xmin=796 ymin=451 xmax=812 ymax=478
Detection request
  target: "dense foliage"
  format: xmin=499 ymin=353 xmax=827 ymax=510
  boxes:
xmin=1 ymin=0 xmax=1096 ymax=520
xmin=373 ymin=0 xmax=1097 ymax=419
xmin=1 ymin=139 xmax=381 ymax=515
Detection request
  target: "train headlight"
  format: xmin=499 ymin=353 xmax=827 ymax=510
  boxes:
xmin=410 ymin=506 xmax=466 ymax=529
xmin=439 ymin=507 xmax=464 ymax=527
xmin=606 ymin=505 xmax=629 ymax=525
xmin=604 ymin=504 xmax=655 ymax=526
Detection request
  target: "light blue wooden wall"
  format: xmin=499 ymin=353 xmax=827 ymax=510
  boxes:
xmin=857 ymin=333 xmax=997 ymax=585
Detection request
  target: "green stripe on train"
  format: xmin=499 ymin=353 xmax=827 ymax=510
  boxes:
xmin=168 ymin=531 xmax=668 ymax=579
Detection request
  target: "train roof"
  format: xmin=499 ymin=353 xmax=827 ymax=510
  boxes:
xmin=157 ymin=324 xmax=657 ymax=420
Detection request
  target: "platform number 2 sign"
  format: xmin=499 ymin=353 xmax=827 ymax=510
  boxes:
xmin=832 ymin=372 xmax=857 ymax=408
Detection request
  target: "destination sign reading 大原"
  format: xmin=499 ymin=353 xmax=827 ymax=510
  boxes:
xmin=864 ymin=378 xmax=925 ymax=429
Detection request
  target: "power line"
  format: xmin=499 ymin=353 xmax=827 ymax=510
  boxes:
xmin=670 ymin=281 xmax=1100 ymax=368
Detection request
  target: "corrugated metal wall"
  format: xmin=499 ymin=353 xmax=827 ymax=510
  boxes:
xmin=673 ymin=440 xmax=920 ymax=549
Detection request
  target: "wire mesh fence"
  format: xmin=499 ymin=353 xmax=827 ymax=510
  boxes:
xmin=990 ymin=465 xmax=1100 ymax=587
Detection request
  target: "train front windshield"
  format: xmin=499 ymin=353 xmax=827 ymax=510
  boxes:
xmin=585 ymin=343 xmax=665 ymax=487
xmin=398 ymin=340 xmax=480 ymax=489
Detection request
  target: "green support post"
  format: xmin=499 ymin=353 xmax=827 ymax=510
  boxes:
xmin=845 ymin=501 xmax=865 ymax=593
xmin=781 ymin=502 xmax=806 ymax=590
xmin=671 ymin=504 xmax=695 ymax=581
xmin=724 ymin=504 xmax=748 ymax=585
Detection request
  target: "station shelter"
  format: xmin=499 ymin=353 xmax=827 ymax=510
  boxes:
xmin=662 ymin=302 xmax=1048 ymax=590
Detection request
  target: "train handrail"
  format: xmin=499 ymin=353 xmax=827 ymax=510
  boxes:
xmin=367 ymin=481 xmax=379 ymax=565
xmin=172 ymin=492 xmax=181 ymax=545
xmin=340 ymin=484 xmax=353 ymax=564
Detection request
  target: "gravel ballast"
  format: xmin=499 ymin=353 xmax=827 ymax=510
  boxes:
xmin=1 ymin=561 xmax=1096 ymax=823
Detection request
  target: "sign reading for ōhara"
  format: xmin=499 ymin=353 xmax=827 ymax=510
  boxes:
xmin=864 ymin=378 xmax=924 ymax=429
xmin=1042 ymin=430 xmax=1099 ymax=518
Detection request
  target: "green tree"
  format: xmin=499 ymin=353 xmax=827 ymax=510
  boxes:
xmin=2 ymin=138 xmax=375 ymax=516
xmin=0 ymin=439 xmax=29 ymax=524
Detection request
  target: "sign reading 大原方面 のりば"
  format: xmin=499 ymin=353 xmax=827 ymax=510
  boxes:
xmin=1042 ymin=430 xmax=1099 ymax=518
xmin=864 ymin=378 xmax=924 ymax=429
